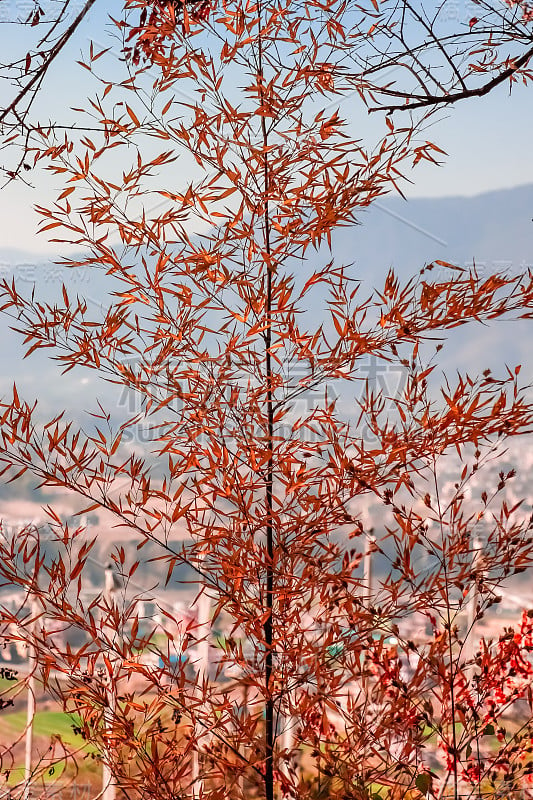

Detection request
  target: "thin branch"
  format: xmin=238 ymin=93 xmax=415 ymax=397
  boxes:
xmin=370 ymin=45 xmax=533 ymax=113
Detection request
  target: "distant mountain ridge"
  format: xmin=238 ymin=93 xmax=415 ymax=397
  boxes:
xmin=344 ymin=182 xmax=533 ymax=282
xmin=0 ymin=182 xmax=532 ymax=419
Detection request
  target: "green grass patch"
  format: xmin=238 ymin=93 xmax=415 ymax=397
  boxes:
xmin=0 ymin=676 xmax=20 ymax=692
xmin=1 ymin=709 xmax=88 ymax=747
xmin=1 ymin=709 xmax=99 ymax=786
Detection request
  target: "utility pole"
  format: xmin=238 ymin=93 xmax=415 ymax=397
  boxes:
xmin=196 ymin=588 xmax=211 ymax=681
xmin=360 ymin=530 xmax=376 ymax=730
xmin=102 ymin=562 xmax=121 ymax=800
xmin=465 ymin=536 xmax=483 ymax=667
xmin=281 ymin=697 xmax=300 ymax=799
xmin=24 ymin=593 xmax=40 ymax=800
xmin=191 ymin=577 xmax=211 ymax=800
xmin=363 ymin=531 xmax=375 ymax=602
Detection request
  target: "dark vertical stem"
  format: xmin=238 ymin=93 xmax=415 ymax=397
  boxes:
xmin=258 ymin=15 xmax=274 ymax=800
xmin=433 ymin=464 xmax=458 ymax=800
xmin=264 ymin=265 xmax=274 ymax=800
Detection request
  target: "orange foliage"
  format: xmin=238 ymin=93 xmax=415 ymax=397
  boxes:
xmin=1 ymin=2 xmax=533 ymax=800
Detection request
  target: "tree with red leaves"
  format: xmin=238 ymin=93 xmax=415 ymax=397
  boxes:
xmin=1 ymin=2 xmax=533 ymax=800
xmin=1 ymin=0 xmax=533 ymax=180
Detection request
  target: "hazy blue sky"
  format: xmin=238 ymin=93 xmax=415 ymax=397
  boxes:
xmin=1 ymin=1 xmax=532 ymax=255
